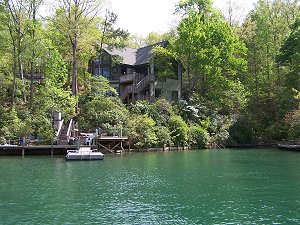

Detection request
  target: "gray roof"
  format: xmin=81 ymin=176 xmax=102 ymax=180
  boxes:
xmin=103 ymin=41 xmax=168 ymax=66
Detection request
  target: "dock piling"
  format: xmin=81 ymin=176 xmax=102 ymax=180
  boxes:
xmin=22 ymin=137 xmax=25 ymax=157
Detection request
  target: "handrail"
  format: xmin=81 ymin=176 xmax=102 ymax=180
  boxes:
xmin=66 ymin=119 xmax=73 ymax=142
xmin=120 ymin=73 xmax=155 ymax=100
xmin=120 ymin=73 xmax=145 ymax=83
xmin=56 ymin=119 xmax=64 ymax=137
xmin=120 ymin=74 xmax=155 ymax=101
xmin=120 ymin=74 xmax=135 ymax=83
xmin=135 ymin=74 xmax=155 ymax=93
xmin=121 ymin=85 xmax=134 ymax=100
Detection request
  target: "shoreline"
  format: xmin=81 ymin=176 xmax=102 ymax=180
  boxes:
xmin=0 ymin=145 xmax=191 ymax=156
xmin=0 ymin=144 xmax=281 ymax=156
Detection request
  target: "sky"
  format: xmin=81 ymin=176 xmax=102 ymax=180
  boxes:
xmin=109 ymin=0 xmax=258 ymax=37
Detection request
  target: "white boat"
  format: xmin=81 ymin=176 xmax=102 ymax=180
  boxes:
xmin=66 ymin=147 xmax=104 ymax=160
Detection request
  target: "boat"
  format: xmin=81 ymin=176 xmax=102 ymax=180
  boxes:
xmin=66 ymin=147 xmax=104 ymax=160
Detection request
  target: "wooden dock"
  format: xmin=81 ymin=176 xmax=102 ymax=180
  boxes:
xmin=95 ymin=136 xmax=129 ymax=153
xmin=278 ymin=144 xmax=300 ymax=151
xmin=0 ymin=145 xmax=77 ymax=156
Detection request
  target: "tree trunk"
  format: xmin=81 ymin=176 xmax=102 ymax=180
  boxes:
xmin=72 ymin=41 xmax=78 ymax=96
xmin=30 ymin=3 xmax=36 ymax=114
xmin=17 ymin=41 xmax=26 ymax=103
xmin=83 ymin=67 xmax=87 ymax=90
xmin=12 ymin=42 xmax=17 ymax=105
xmin=30 ymin=53 xmax=35 ymax=113
xmin=187 ymin=55 xmax=191 ymax=95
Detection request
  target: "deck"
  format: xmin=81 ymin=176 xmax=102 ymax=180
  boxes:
xmin=95 ymin=136 xmax=129 ymax=153
xmin=278 ymin=144 xmax=300 ymax=151
xmin=0 ymin=145 xmax=77 ymax=156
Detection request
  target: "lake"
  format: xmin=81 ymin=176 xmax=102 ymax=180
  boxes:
xmin=1 ymin=149 xmax=300 ymax=224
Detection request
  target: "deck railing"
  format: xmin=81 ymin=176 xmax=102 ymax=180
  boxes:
xmin=120 ymin=85 xmax=134 ymax=100
xmin=135 ymin=74 xmax=155 ymax=93
xmin=66 ymin=119 xmax=73 ymax=143
xmin=56 ymin=119 xmax=64 ymax=137
xmin=120 ymin=74 xmax=155 ymax=101
xmin=120 ymin=73 xmax=135 ymax=83
xmin=120 ymin=73 xmax=145 ymax=84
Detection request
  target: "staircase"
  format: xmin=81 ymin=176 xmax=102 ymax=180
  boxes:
xmin=135 ymin=74 xmax=155 ymax=93
xmin=120 ymin=85 xmax=134 ymax=100
xmin=57 ymin=124 xmax=69 ymax=145
xmin=120 ymin=74 xmax=155 ymax=101
xmin=57 ymin=120 xmax=73 ymax=145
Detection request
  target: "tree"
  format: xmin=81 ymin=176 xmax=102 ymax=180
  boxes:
xmin=143 ymin=32 xmax=166 ymax=46
xmin=175 ymin=0 xmax=248 ymax=112
xmin=33 ymin=47 xmax=76 ymax=121
xmin=277 ymin=15 xmax=300 ymax=141
xmin=239 ymin=0 xmax=300 ymax=141
xmin=29 ymin=0 xmax=43 ymax=113
xmin=51 ymin=0 xmax=105 ymax=96
xmin=78 ymin=96 xmax=127 ymax=133
xmin=277 ymin=15 xmax=300 ymax=83
xmin=3 ymin=0 xmax=34 ymax=103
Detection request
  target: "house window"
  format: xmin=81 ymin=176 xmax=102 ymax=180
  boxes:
xmin=155 ymin=88 xmax=162 ymax=98
xmin=111 ymin=67 xmax=118 ymax=80
xmin=102 ymin=68 xmax=110 ymax=78
xmin=171 ymin=91 xmax=178 ymax=102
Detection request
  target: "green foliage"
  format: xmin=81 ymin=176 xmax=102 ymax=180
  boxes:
xmin=125 ymin=115 xmax=157 ymax=149
xmin=151 ymin=99 xmax=174 ymax=126
xmin=78 ymin=97 xmax=128 ymax=133
xmin=156 ymin=125 xmax=172 ymax=147
xmin=128 ymin=100 xmax=153 ymax=115
xmin=33 ymin=48 xmax=76 ymax=119
xmin=168 ymin=115 xmax=189 ymax=146
xmin=0 ymin=106 xmax=27 ymax=138
xmin=80 ymin=75 xmax=117 ymax=102
xmin=176 ymin=0 xmax=213 ymax=14
xmin=189 ymin=123 xmax=209 ymax=149
xmin=100 ymin=10 xmax=129 ymax=49
xmin=285 ymin=109 xmax=300 ymax=141
xmin=238 ymin=0 xmax=300 ymax=143
xmin=227 ymin=117 xmax=256 ymax=145
xmin=208 ymin=114 xmax=234 ymax=146
xmin=175 ymin=1 xmax=248 ymax=116
xmin=152 ymin=46 xmax=178 ymax=81
xmin=30 ymin=114 xmax=55 ymax=142
xmin=44 ymin=48 xmax=68 ymax=88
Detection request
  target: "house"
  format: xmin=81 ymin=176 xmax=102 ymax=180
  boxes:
xmin=88 ymin=41 xmax=183 ymax=103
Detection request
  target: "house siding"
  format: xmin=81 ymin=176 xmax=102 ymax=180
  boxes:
xmin=89 ymin=41 xmax=183 ymax=103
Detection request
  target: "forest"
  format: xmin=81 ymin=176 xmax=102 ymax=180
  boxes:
xmin=0 ymin=0 xmax=299 ymax=149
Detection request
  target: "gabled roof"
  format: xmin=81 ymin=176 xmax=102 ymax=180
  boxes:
xmin=103 ymin=46 xmax=137 ymax=65
xmin=102 ymin=41 xmax=168 ymax=66
xmin=135 ymin=41 xmax=168 ymax=65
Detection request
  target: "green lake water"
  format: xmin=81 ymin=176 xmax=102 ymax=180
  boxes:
xmin=1 ymin=149 xmax=300 ymax=224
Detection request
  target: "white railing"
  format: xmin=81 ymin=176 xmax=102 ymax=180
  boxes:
xmin=66 ymin=119 xmax=73 ymax=143
xmin=56 ymin=119 xmax=64 ymax=137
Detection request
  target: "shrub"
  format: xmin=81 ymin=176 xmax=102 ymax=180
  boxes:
xmin=156 ymin=125 xmax=172 ymax=148
xmin=189 ymin=124 xmax=209 ymax=149
xmin=125 ymin=115 xmax=157 ymax=149
xmin=78 ymin=97 xmax=128 ymax=132
xmin=168 ymin=115 xmax=188 ymax=147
